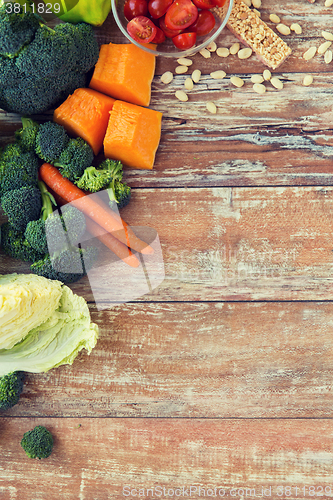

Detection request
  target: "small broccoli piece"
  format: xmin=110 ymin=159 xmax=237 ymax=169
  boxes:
xmin=54 ymin=137 xmax=94 ymax=182
xmin=45 ymin=205 xmax=87 ymax=251
xmin=1 ymin=186 xmax=42 ymax=232
xmin=1 ymin=222 xmax=45 ymax=262
xmin=0 ymin=143 xmax=39 ymax=196
xmin=14 ymin=117 xmax=40 ymax=152
xmin=31 ymin=246 xmax=99 ymax=284
xmin=54 ymin=22 xmax=99 ymax=73
xmin=0 ymin=371 xmax=25 ymax=411
xmin=21 ymin=425 xmax=54 ymax=460
xmin=35 ymin=122 xmax=69 ymax=164
xmin=110 ymin=180 xmax=132 ymax=209
xmin=16 ymin=23 xmax=76 ymax=78
xmin=75 ymin=166 xmax=113 ymax=192
xmin=0 ymin=3 xmax=40 ymax=58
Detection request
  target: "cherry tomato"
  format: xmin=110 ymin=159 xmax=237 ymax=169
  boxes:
xmin=124 ymin=0 xmax=148 ymax=21
xmin=212 ymin=0 xmax=227 ymax=6
xmin=127 ymin=15 xmax=157 ymax=42
xmin=152 ymin=25 xmax=167 ymax=43
xmin=172 ymin=31 xmax=196 ymax=49
xmin=191 ymin=9 xmax=215 ymax=36
xmin=159 ymin=15 xmax=183 ymax=37
xmin=148 ymin=0 xmax=173 ymax=18
xmin=165 ymin=0 xmax=198 ymax=30
xmin=192 ymin=0 xmax=215 ymax=9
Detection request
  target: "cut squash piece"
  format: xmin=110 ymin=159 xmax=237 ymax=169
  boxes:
xmin=89 ymin=43 xmax=156 ymax=107
xmin=53 ymin=88 xmax=116 ymax=155
xmin=103 ymin=100 xmax=162 ymax=170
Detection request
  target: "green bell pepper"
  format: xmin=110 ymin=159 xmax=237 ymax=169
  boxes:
xmin=47 ymin=0 xmax=112 ymax=26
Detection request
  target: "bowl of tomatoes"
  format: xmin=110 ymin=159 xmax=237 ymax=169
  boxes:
xmin=111 ymin=0 xmax=234 ymax=57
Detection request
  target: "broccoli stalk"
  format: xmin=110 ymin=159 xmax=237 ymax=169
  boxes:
xmin=21 ymin=425 xmax=54 ymax=459
xmin=0 ymin=371 xmax=25 ymax=410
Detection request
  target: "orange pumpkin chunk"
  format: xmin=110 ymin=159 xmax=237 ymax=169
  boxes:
xmin=53 ymin=88 xmax=116 ymax=155
xmin=103 ymin=100 xmax=162 ymax=170
xmin=89 ymin=43 xmax=156 ymax=107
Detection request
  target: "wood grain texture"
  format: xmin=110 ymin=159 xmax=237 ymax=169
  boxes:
xmin=1 ymin=418 xmax=333 ymax=500
xmin=4 ymin=301 xmax=333 ymax=418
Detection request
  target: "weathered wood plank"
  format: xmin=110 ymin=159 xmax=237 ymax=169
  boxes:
xmin=1 ymin=418 xmax=333 ymax=500
xmin=3 ymin=186 xmax=333 ymax=301
xmin=4 ymin=301 xmax=333 ymax=418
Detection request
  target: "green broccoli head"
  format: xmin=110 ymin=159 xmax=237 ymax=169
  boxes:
xmin=0 ymin=371 xmax=25 ymax=410
xmin=54 ymin=22 xmax=99 ymax=73
xmin=31 ymin=246 xmax=99 ymax=284
xmin=21 ymin=425 xmax=54 ymax=459
xmin=54 ymin=137 xmax=94 ymax=182
xmin=0 ymin=55 xmax=22 ymax=85
xmin=35 ymin=121 xmax=69 ymax=164
xmin=0 ymin=3 xmax=40 ymax=58
xmin=112 ymin=180 xmax=132 ymax=209
xmin=75 ymin=166 xmax=113 ymax=193
xmin=1 ymin=222 xmax=45 ymax=262
xmin=0 ymin=143 xmax=39 ymax=196
xmin=44 ymin=205 xmax=87 ymax=253
xmin=14 ymin=117 xmax=40 ymax=152
xmin=24 ymin=218 xmax=48 ymax=254
xmin=98 ymin=159 xmax=124 ymax=182
xmin=1 ymin=186 xmax=42 ymax=232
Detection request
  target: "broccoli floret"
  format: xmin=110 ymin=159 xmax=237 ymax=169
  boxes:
xmin=24 ymin=181 xmax=56 ymax=254
xmin=0 ymin=3 xmax=40 ymax=58
xmin=54 ymin=137 xmax=94 ymax=182
xmin=45 ymin=205 xmax=87 ymax=251
xmin=14 ymin=117 xmax=40 ymax=152
xmin=31 ymin=246 xmax=99 ymax=284
xmin=21 ymin=425 xmax=54 ymax=460
xmin=75 ymin=166 xmax=113 ymax=192
xmin=16 ymin=23 xmax=76 ymax=78
xmin=110 ymin=180 xmax=132 ymax=209
xmin=54 ymin=22 xmax=99 ymax=73
xmin=0 ymin=9 xmax=98 ymax=115
xmin=0 ymin=143 xmax=39 ymax=196
xmin=35 ymin=122 xmax=69 ymax=164
xmin=0 ymin=222 xmax=45 ymax=262
xmin=1 ymin=186 xmax=42 ymax=232
xmin=0 ymin=371 xmax=25 ymax=410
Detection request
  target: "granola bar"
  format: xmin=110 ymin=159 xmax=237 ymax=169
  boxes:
xmin=223 ymin=0 xmax=292 ymax=69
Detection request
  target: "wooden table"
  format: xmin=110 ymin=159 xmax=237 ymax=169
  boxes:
xmin=2 ymin=0 xmax=333 ymax=498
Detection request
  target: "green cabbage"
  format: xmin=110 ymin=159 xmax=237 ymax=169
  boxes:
xmin=0 ymin=277 xmax=98 ymax=376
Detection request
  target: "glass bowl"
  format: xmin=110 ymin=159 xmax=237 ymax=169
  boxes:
xmin=111 ymin=0 xmax=234 ymax=58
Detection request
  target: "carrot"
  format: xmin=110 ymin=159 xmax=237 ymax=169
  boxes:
xmin=53 ymin=88 xmax=116 ymax=155
xmin=39 ymin=163 xmax=154 ymax=255
xmin=89 ymin=43 xmax=156 ymax=107
xmin=103 ymin=100 xmax=162 ymax=170
xmin=54 ymin=191 xmax=140 ymax=268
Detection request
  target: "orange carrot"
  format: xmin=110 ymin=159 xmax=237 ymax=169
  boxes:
xmin=39 ymin=163 xmax=154 ymax=255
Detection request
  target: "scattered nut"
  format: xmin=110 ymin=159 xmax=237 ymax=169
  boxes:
xmin=290 ymin=23 xmax=302 ymax=34
xmin=206 ymin=41 xmax=217 ymax=52
xmin=243 ymin=0 xmax=251 ymax=5
xmin=322 ymin=30 xmax=333 ymax=41
xmin=303 ymin=75 xmax=313 ymax=86
xmin=263 ymin=69 xmax=272 ymax=81
xmin=252 ymin=0 xmax=261 ymax=8
xmin=238 ymin=47 xmax=253 ymax=59
xmin=199 ymin=48 xmax=211 ymax=58
xmin=230 ymin=76 xmax=245 ymax=88
xmin=303 ymin=46 xmax=317 ymax=60
xmin=210 ymin=70 xmax=227 ymax=79
xmin=184 ymin=77 xmax=194 ymax=90
xmin=270 ymin=76 xmax=284 ymax=89
xmin=276 ymin=23 xmax=291 ymax=36
xmin=325 ymin=0 xmax=333 ymax=6
xmin=324 ymin=49 xmax=333 ymax=64
xmin=160 ymin=71 xmax=173 ymax=84
xmin=191 ymin=69 xmax=201 ymax=83
xmin=251 ymin=74 xmax=264 ymax=83
xmin=317 ymin=41 xmax=332 ymax=54
xmin=175 ymin=65 xmax=188 ymax=74
xmin=175 ymin=90 xmax=188 ymax=101
xmin=230 ymin=42 xmax=240 ymax=55
xmin=206 ymin=101 xmax=217 ymax=114
xmin=216 ymin=47 xmax=230 ymax=57
xmin=253 ymin=83 xmax=266 ymax=94
xmin=177 ymin=57 xmax=193 ymax=66
xmin=269 ymin=14 xmax=280 ymax=24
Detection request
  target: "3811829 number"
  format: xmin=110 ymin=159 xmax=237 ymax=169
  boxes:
xmin=4 ymin=2 xmax=61 ymax=14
